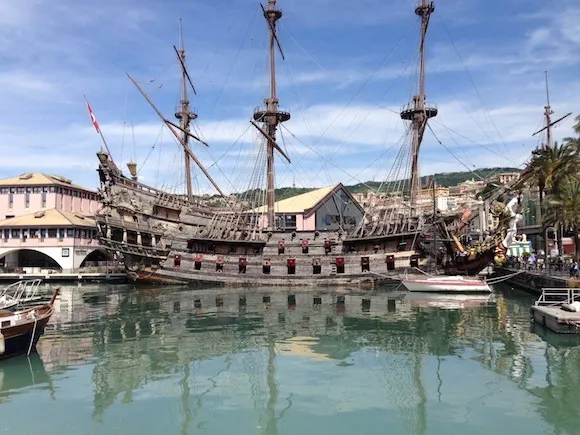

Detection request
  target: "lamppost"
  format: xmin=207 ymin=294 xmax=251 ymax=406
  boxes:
xmin=544 ymin=226 xmax=555 ymax=273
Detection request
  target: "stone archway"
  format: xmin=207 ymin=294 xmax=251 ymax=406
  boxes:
xmin=0 ymin=249 xmax=64 ymax=271
xmin=79 ymin=248 xmax=114 ymax=269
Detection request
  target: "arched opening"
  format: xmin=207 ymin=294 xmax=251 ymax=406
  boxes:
xmin=0 ymin=249 xmax=62 ymax=272
xmin=80 ymin=249 xmax=113 ymax=268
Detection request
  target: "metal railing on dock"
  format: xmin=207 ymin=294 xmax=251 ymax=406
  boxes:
xmin=535 ymin=287 xmax=580 ymax=307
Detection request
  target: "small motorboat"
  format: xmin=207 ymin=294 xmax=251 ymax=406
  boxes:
xmin=0 ymin=288 xmax=59 ymax=360
xmin=401 ymin=275 xmax=491 ymax=293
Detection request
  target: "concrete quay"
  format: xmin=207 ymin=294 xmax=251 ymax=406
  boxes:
xmin=492 ymin=267 xmax=571 ymax=294
xmin=0 ymin=272 xmax=127 ymax=283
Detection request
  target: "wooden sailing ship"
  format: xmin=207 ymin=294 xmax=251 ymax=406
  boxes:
xmin=94 ymin=0 xmax=522 ymax=285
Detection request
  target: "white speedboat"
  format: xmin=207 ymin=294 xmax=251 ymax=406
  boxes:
xmin=403 ymin=292 xmax=496 ymax=309
xmin=401 ymin=275 xmax=491 ymax=293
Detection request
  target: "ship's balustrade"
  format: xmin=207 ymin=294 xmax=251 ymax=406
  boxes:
xmin=96 ymin=216 xmax=166 ymax=236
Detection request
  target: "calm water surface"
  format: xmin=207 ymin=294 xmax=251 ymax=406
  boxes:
xmin=1 ymin=284 xmax=579 ymax=435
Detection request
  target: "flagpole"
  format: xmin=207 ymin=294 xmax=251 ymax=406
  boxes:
xmin=84 ymin=95 xmax=114 ymax=161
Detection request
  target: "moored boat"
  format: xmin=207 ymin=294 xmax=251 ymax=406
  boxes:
xmin=0 ymin=279 xmax=44 ymax=311
xmin=0 ymin=288 xmax=59 ymax=360
xmin=402 ymin=275 xmax=491 ymax=293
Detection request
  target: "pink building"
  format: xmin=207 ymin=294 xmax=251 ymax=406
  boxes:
xmin=249 ymin=184 xmax=364 ymax=232
xmin=0 ymin=173 xmax=108 ymax=272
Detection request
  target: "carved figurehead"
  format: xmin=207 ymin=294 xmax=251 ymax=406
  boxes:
xmin=493 ymin=196 xmax=522 ymax=265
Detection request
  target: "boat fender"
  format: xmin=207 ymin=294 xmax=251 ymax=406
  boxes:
xmin=0 ymin=332 xmax=4 ymax=355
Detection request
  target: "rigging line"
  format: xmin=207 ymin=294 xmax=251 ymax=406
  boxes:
xmin=436 ymin=119 xmax=483 ymax=169
xmin=427 ymin=124 xmax=485 ymax=181
xmin=281 ymin=124 xmax=377 ymax=191
xmin=437 ymin=121 xmax=495 ymax=180
xmin=306 ymin=23 xmax=414 ymax=150
xmin=207 ymin=5 xmax=260 ymax=121
xmin=138 ymin=123 xmax=166 ymax=175
xmin=131 ymin=120 xmax=137 ymax=162
xmin=296 ymin=50 xmax=417 ymax=184
xmin=349 ymin=135 xmax=404 ymax=185
xmin=431 ymin=118 xmax=515 ymax=163
xmin=206 ymin=124 xmax=253 ymax=170
xmin=439 ymin=79 xmax=518 ymax=166
xmin=120 ymin=82 xmax=129 ymax=163
xmin=293 ymin=49 xmax=413 ymax=179
xmin=437 ymin=14 xmax=515 ymax=163
xmin=155 ymin=128 xmax=163 ymax=187
xmin=279 ymin=24 xmax=329 ymax=74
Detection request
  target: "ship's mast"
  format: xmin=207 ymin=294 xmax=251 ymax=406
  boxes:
xmin=254 ymin=0 xmax=291 ymax=230
xmin=401 ymin=0 xmax=437 ymax=213
xmin=175 ymin=20 xmax=197 ymax=202
xmin=543 ymin=71 xmax=553 ymax=149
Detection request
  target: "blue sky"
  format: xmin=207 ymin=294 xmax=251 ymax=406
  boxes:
xmin=0 ymin=0 xmax=579 ymax=195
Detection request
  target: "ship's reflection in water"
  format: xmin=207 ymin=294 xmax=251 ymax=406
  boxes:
xmin=0 ymin=284 xmax=579 ymax=435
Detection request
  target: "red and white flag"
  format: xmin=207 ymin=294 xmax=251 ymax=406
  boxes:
xmin=84 ymin=96 xmax=101 ymax=134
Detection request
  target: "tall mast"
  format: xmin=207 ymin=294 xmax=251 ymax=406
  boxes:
xmin=543 ymin=71 xmax=553 ymax=149
xmin=175 ymin=20 xmax=197 ymax=202
xmin=254 ymin=0 xmax=291 ymax=230
xmin=401 ymin=0 xmax=437 ymax=213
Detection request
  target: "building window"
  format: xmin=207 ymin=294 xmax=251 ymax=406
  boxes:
xmin=66 ymin=228 xmax=75 ymax=238
xmin=284 ymin=215 xmax=297 ymax=229
xmin=49 ymin=186 xmax=56 ymax=193
xmin=40 ymin=229 xmax=46 ymax=240
xmin=42 ymin=186 xmax=49 ymax=193
xmin=48 ymin=229 xmax=57 ymax=238
xmin=30 ymin=228 xmax=39 ymax=238
xmin=16 ymin=187 xmax=24 ymax=194
xmin=25 ymin=192 xmax=30 ymax=208
xmin=11 ymin=229 xmax=20 ymax=238
xmin=58 ymin=229 xmax=65 ymax=241
xmin=33 ymin=186 xmax=41 ymax=193
xmin=41 ymin=192 xmax=46 ymax=208
xmin=2 ymin=229 xmax=9 ymax=241
xmin=0 ymin=187 xmax=7 ymax=194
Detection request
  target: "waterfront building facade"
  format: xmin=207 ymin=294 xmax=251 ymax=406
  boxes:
xmin=0 ymin=173 xmax=109 ymax=273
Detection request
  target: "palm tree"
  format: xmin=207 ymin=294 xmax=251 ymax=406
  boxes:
xmin=563 ymin=115 xmax=580 ymax=154
xmin=544 ymin=178 xmax=580 ymax=260
xmin=518 ymin=142 xmax=578 ymax=256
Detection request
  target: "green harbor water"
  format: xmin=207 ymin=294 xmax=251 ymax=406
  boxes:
xmin=1 ymin=284 xmax=580 ymax=435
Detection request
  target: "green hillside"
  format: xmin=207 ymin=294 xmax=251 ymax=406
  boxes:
xmin=255 ymin=167 xmax=519 ymax=200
